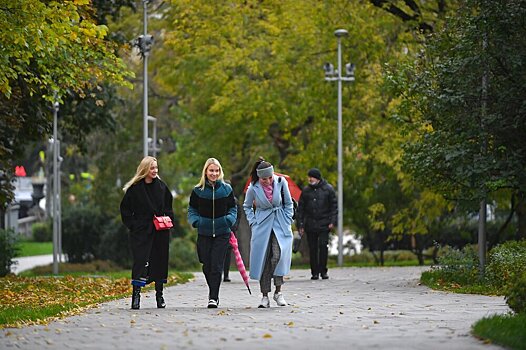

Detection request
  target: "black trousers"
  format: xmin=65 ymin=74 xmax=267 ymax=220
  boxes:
xmin=224 ymin=244 xmax=232 ymax=277
xmin=197 ymin=233 xmax=230 ymax=301
xmin=306 ymin=230 xmax=329 ymax=276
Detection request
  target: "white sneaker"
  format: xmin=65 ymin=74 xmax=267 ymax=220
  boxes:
xmin=207 ymin=299 xmax=218 ymax=308
xmin=258 ymin=296 xmax=270 ymax=308
xmin=273 ymin=292 xmax=287 ymax=306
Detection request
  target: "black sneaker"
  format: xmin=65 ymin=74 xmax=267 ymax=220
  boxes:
xmin=223 ymin=277 xmax=231 ymax=282
xmin=207 ymin=299 xmax=218 ymax=308
xmin=311 ymin=275 xmax=319 ymax=280
xmin=321 ymin=273 xmax=329 ymax=280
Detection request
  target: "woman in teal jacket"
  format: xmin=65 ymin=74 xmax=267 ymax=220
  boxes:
xmin=243 ymin=158 xmax=294 ymax=308
xmin=188 ymin=158 xmax=237 ymax=308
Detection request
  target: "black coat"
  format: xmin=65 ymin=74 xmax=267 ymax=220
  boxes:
xmin=120 ymin=178 xmax=174 ymax=285
xmin=296 ymin=179 xmax=337 ymax=233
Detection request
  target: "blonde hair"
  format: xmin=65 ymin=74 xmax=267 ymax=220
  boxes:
xmin=123 ymin=156 xmax=158 ymax=192
xmin=196 ymin=158 xmax=224 ymax=190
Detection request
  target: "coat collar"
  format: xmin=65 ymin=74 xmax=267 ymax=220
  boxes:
xmin=252 ymin=175 xmax=281 ymax=206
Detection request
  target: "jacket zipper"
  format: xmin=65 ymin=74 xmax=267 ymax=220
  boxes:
xmin=212 ymin=184 xmax=215 ymax=237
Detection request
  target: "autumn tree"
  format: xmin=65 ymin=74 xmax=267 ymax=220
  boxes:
xmin=390 ymin=0 xmax=526 ymax=241
xmin=0 ymin=0 xmax=133 ymax=213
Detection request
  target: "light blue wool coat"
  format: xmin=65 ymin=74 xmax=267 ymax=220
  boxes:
xmin=243 ymin=175 xmax=294 ymax=280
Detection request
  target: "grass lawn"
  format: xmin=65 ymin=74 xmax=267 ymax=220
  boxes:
xmin=17 ymin=241 xmax=53 ymax=257
xmin=473 ymin=313 xmax=526 ymax=350
xmin=0 ymin=268 xmax=193 ymax=328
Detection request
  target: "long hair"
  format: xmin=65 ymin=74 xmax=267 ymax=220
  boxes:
xmin=250 ymin=156 xmax=272 ymax=185
xmin=196 ymin=158 xmax=224 ymax=190
xmin=123 ymin=156 xmax=158 ymax=192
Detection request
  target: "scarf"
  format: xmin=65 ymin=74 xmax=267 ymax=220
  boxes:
xmin=262 ymin=183 xmax=273 ymax=203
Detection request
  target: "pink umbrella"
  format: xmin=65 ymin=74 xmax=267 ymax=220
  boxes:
xmin=229 ymin=232 xmax=251 ymax=295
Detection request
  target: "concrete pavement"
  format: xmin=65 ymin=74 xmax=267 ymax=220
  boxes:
xmin=11 ymin=254 xmax=63 ymax=274
xmin=0 ymin=266 xmax=510 ymax=349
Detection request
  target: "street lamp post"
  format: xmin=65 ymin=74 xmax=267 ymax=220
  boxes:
xmin=323 ymin=29 xmax=355 ymax=267
xmin=135 ymin=0 xmax=154 ymax=157
xmin=52 ymin=98 xmax=61 ymax=275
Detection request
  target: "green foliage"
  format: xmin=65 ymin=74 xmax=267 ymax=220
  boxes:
xmin=97 ymin=218 xmax=132 ymax=268
xmin=347 ymin=250 xmax=376 ymax=264
xmin=0 ymin=228 xmax=19 ymax=276
xmin=0 ymin=0 xmax=133 ymax=210
xmin=505 ymin=271 xmax=526 ymax=314
xmin=29 ymin=259 xmax=124 ymax=276
xmin=486 ymin=240 xmax=526 ymax=289
xmin=421 ymin=241 xmax=526 ymax=297
xmin=472 ymin=313 xmax=526 ymax=350
xmin=169 ymin=235 xmax=199 ymax=271
xmin=62 ymin=205 xmax=109 ymax=263
xmin=343 ymin=249 xmax=418 ymax=264
xmin=391 ymin=0 xmax=526 ymax=201
xmin=31 ymin=221 xmax=52 ymax=242
xmin=431 ymin=245 xmax=480 ymax=285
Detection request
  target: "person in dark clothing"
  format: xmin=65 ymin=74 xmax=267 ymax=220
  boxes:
xmin=223 ymin=197 xmax=241 ymax=282
xmin=296 ymin=168 xmax=337 ymax=280
xmin=120 ymin=156 xmax=174 ymax=309
xmin=188 ymin=158 xmax=237 ymax=308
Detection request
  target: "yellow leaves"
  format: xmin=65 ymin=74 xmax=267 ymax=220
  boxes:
xmin=0 ymin=275 xmax=132 ymax=328
xmin=1 ymin=0 xmax=132 ymax=102
xmin=262 ymin=333 xmax=272 ymax=338
xmin=368 ymin=203 xmax=386 ymax=231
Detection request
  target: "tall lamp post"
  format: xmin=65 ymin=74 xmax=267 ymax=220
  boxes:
xmin=51 ymin=97 xmax=62 ymax=275
xmin=323 ymin=29 xmax=355 ymax=267
xmin=135 ymin=0 xmax=154 ymax=157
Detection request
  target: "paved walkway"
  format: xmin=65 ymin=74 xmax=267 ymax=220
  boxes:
xmin=1 ymin=267 xmax=509 ymax=349
xmin=11 ymin=254 xmax=57 ymax=274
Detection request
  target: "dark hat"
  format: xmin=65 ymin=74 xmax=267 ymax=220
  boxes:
xmin=308 ymin=168 xmax=322 ymax=180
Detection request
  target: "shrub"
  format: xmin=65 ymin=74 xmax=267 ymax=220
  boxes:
xmin=347 ymin=249 xmax=375 ymax=263
xmin=385 ymin=250 xmax=417 ymax=262
xmin=0 ymin=228 xmax=19 ymax=276
xmin=505 ymin=271 xmax=526 ymax=314
xmin=486 ymin=240 xmax=526 ymax=289
xmin=97 ymin=219 xmax=131 ymax=268
xmin=169 ymin=236 xmax=199 ymax=271
xmin=432 ymin=244 xmax=480 ymax=284
xmin=32 ymin=220 xmax=52 ymax=242
xmin=30 ymin=259 xmax=123 ymax=275
xmin=62 ymin=205 xmax=109 ymax=263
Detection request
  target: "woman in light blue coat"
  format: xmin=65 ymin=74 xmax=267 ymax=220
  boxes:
xmin=243 ymin=158 xmax=294 ymax=308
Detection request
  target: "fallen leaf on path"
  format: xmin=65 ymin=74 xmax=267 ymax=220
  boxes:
xmin=263 ymin=333 xmax=272 ymax=338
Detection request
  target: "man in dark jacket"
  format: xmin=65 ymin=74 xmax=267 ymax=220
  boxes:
xmin=296 ymin=168 xmax=337 ymax=280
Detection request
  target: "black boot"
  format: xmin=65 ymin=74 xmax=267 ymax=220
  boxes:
xmin=155 ymin=282 xmax=166 ymax=308
xmin=131 ymin=286 xmax=141 ymax=310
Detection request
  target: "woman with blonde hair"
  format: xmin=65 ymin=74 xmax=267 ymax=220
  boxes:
xmin=120 ymin=156 xmax=174 ymax=309
xmin=188 ymin=158 xmax=237 ymax=308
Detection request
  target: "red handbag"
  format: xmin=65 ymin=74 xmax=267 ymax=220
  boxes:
xmin=153 ymin=215 xmax=173 ymax=231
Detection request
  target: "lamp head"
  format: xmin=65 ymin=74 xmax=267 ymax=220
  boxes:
xmin=345 ymin=63 xmax=355 ymax=77
xmin=324 ymin=62 xmax=335 ymax=77
xmin=334 ymin=29 xmax=349 ymax=38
